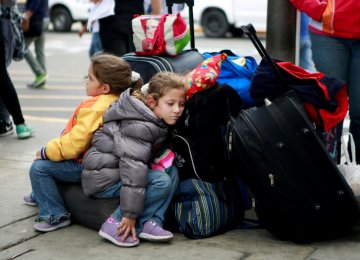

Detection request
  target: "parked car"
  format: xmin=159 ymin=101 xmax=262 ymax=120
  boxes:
xmin=49 ymin=0 xmax=91 ymax=32
xmin=181 ymin=0 xmax=267 ymax=37
xmin=16 ymin=0 xmax=91 ymax=32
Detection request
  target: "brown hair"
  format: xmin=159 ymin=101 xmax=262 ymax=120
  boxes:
xmin=132 ymin=71 xmax=186 ymax=103
xmin=90 ymin=54 xmax=143 ymax=95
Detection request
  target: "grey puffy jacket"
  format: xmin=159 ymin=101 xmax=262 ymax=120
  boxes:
xmin=82 ymin=89 xmax=168 ymax=219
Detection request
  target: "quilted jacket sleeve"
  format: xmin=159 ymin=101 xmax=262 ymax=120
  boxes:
xmin=114 ymin=122 xmax=156 ymax=219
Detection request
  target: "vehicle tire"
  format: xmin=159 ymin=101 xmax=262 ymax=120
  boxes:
xmin=201 ymin=9 xmax=229 ymax=38
xmin=51 ymin=7 xmax=73 ymax=32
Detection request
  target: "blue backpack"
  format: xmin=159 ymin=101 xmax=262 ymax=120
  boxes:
xmin=203 ymin=50 xmax=258 ymax=108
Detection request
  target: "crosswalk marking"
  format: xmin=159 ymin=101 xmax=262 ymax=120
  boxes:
xmin=24 ymin=115 xmax=68 ymax=123
xmin=18 ymin=94 xmax=87 ymax=100
xmin=9 ymin=71 xmax=84 ymax=81
xmin=21 ymin=107 xmax=74 ymax=112
xmin=15 ymin=86 xmax=84 ymax=90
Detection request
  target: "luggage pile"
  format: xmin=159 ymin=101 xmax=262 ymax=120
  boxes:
xmin=225 ymin=24 xmax=360 ymax=243
xmin=57 ymin=0 xmax=360 ymax=244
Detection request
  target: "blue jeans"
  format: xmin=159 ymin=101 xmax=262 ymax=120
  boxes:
xmin=94 ymin=166 xmax=179 ymax=234
xmin=25 ymin=20 xmax=49 ymax=77
xmin=29 ymin=159 xmax=82 ymax=223
xmin=89 ymin=32 xmax=102 ymax=58
xmin=310 ymin=33 xmax=360 ymax=148
xmin=300 ymin=36 xmax=316 ymax=72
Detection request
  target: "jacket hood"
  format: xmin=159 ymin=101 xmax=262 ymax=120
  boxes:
xmin=103 ymin=88 xmax=167 ymax=129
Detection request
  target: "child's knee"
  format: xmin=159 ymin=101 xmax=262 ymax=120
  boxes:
xmin=30 ymin=160 xmax=40 ymax=176
xmin=149 ymin=171 xmax=172 ymax=194
xmin=159 ymin=174 xmax=172 ymax=193
xmin=29 ymin=160 xmax=47 ymax=179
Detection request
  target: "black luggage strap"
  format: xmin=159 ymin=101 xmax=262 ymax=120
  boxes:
xmin=166 ymin=0 xmax=195 ymax=49
xmin=241 ymin=23 xmax=286 ymax=91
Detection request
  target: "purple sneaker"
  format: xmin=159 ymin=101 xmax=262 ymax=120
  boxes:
xmin=138 ymin=220 xmax=173 ymax=242
xmin=98 ymin=218 xmax=140 ymax=247
xmin=23 ymin=195 xmax=37 ymax=206
xmin=33 ymin=219 xmax=71 ymax=232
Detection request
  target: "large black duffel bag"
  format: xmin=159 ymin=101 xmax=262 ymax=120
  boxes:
xmin=58 ymin=183 xmax=118 ymax=231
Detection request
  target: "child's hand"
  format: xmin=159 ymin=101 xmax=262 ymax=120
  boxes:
xmin=22 ymin=18 xmax=30 ymax=32
xmin=117 ymin=217 xmax=137 ymax=241
xmin=35 ymin=151 xmax=41 ymax=160
xmin=78 ymin=25 xmax=86 ymax=37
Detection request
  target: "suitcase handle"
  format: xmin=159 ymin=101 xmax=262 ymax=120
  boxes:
xmin=166 ymin=0 xmax=195 ymax=49
xmin=166 ymin=0 xmax=194 ymax=6
xmin=241 ymin=23 xmax=285 ymax=88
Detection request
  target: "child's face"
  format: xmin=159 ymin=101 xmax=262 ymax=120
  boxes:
xmin=85 ymin=65 xmax=109 ymax=96
xmin=151 ymin=88 xmax=186 ymax=125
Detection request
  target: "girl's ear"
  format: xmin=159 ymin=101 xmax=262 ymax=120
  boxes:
xmin=145 ymin=95 xmax=157 ymax=110
xmin=101 ymin=84 xmax=111 ymax=94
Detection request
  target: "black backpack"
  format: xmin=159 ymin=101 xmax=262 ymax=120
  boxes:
xmin=171 ymin=83 xmax=242 ymax=182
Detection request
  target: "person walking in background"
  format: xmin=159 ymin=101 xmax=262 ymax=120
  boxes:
xmin=0 ymin=98 xmax=13 ymax=137
xmin=144 ymin=0 xmax=184 ymax=14
xmin=99 ymin=0 xmax=161 ymax=57
xmin=160 ymin=0 xmax=184 ymax=14
xmin=299 ymin=12 xmax=316 ymax=72
xmin=22 ymin=0 xmax=49 ymax=88
xmin=290 ymin=0 xmax=360 ymax=162
xmin=82 ymin=72 xmax=186 ymax=247
xmin=78 ymin=0 xmax=113 ymax=59
xmin=0 ymin=0 xmax=34 ymax=139
xmin=23 ymin=54 xmax=143 ymax=232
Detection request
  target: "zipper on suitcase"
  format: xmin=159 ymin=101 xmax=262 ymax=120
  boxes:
xmin=241 ymin=107 xmax=314 ymax=208
xmin=241 ymin=112 xmax=278 ymax=188
xmin=269 ymin=174 xmax=275 ymax=186
xmin=228 ymin=131 xmax=233 ymax=152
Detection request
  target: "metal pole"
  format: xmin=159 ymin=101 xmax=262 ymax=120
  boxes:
xmin=266 ymin=0 xmax=297 ymax=62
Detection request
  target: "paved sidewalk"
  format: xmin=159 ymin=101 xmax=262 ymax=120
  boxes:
xmin=1 ymin=120 xmax=360 ymax=260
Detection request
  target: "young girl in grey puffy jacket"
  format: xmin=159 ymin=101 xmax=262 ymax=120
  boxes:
xmin=82 ymin=71 xmax=187 ymax=247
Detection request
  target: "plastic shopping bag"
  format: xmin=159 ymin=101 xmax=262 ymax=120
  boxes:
xmin=338 ymin=133 xmax=360 ymax=203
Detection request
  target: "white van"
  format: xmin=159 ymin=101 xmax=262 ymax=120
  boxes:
xmin=181 ymin=0 xmax=267 ymax=37
xmin=49 ymin=0 xmax=91 ymax=32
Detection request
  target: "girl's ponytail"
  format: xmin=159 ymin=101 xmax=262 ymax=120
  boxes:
xmin=131 ymin=71 xmax=144 ymax=90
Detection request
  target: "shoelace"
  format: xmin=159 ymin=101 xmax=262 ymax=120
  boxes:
xmin=149 ymin=221 xmax=157 ymax=226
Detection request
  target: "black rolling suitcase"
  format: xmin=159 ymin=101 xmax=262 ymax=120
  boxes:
xmin=123 ymin=0 xmax=204 ymax=83
xmin=226 ymin=24 xmax=360 ymax=243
